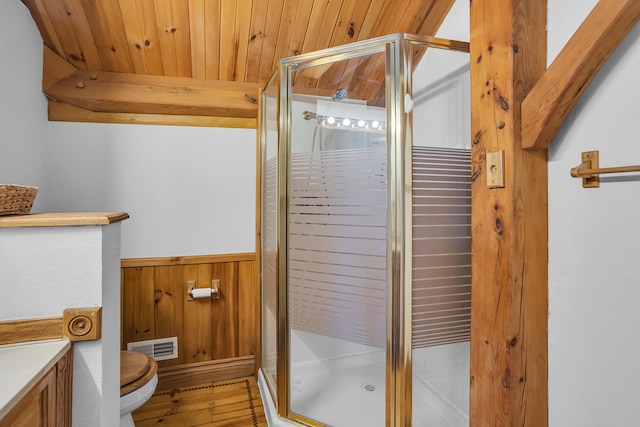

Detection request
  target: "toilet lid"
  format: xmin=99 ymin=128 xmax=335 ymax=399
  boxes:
xmin=120 ymin=350 xmax=158 ymax=396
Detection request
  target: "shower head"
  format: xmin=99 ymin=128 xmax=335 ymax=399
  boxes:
xmin=331 ymin=88 xmax=348 ymax=102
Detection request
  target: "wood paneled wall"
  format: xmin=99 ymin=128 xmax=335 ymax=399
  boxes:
xmin=121 ymin=253 xmax=258 ymax=371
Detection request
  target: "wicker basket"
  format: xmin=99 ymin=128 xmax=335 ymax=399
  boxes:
xmin=0 ymin=185 xmax=38 ymax=215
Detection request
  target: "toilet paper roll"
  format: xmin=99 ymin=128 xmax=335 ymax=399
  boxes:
xmin=191 ymin=288 xmax=212 ymax=299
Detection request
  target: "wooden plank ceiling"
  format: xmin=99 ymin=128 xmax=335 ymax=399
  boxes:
xmin=21 ymin=0 xmax=456 ymax=125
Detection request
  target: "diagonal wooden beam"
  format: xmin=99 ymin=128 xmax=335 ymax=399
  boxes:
xmin=470 ymin=0 xmax=548 ymax=425
xmin=44 ymin=70 xmax=259 ymax=118
xmin=521 ymin=0 xmax=640 ymax=150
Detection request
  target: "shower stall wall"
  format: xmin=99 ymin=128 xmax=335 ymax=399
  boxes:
xmin=259 ymin=33 xmax=471 ymax=427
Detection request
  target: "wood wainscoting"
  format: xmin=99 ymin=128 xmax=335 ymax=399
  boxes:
xmin=121 ymin=253 xmax=259 ymax=388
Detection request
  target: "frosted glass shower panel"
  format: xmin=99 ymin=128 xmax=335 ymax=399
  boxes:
xmin=287 ymin=50 xmax=388 ymax=427
xmin=261 ymin=72 xmax=279 ymax=402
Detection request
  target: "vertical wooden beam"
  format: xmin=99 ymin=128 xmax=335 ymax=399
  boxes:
xmin=470 ymin=0 xmax=548 ymax=426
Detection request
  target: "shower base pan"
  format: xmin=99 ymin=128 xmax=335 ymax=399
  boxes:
xmin=257 ymin=352 xmax=468 ymax=427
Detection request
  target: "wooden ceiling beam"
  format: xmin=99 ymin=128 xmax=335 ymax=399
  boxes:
xmin=470 ymin=0 xmax=548 ymax=425
xmin=44 ymin=69 xmax=259 ymax=119
xmin=521 ymin=0 xmax=640 ymax=150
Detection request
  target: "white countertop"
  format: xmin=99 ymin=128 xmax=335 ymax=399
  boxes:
xmin=0 ymin=339 xmax=71 ymax=419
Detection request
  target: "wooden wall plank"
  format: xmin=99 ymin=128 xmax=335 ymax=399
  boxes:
xmin=182 ymin=264 xmax=200 ymax=364
xmin=196 ymin=263 xmax=214 ymax=362
xmin=121 ymin=254 xmax=258 ymax=377
xmin=154 ymin=265 xmax=185 ymax=367
xmin=122 ymin=267 xmax=141 ymax=346
xmin=238 ymin=260 xmax=258 ymax=358
xmin=210 ymin=263 xmax=233 ymax=360
xmin=138 ymin=266 xmax=156 ymax=343
xmin=469 ymin=0 xmax=548 ymax=426
xmin=521 ymin=0 xmax=640 ymax=150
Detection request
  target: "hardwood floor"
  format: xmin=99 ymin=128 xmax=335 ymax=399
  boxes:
xmin=133 ymin=376 xmax=268 ymax=426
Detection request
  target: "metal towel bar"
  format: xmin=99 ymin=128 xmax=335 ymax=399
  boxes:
xmin=571 ymin=150 xmax=640 ymax=188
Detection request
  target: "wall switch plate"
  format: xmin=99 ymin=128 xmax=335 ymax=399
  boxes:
xmin=487 ymin=150 xmax=505 ymax=188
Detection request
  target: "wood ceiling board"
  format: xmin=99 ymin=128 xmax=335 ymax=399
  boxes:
xmin=62 ymin=0 xmax=104 ymax=70
xmin=153 ymin=0 xmax=181 ymax=77
xmin=315 ymin=0 xmax=363 ymax=89
xmin=246 ymin=0 xmax=269 ymax=83
xmin=204 ymin=0 xmax=222 ymax=80
xmin=39 ymin=0 xmax=89 ymax=69
xmin=169 ymin=0 xmax=193 ymax=78
xmin=286 ymin=0 xmax=315 ymax=61
xmin=270 ymin=0 xmax=301 ymax=76
xmin=233 ymin=0 xmax=254 ymax=82
xmin=21 ymin=0 xmax=66 ymax=56
xmin=118 ymin=0 xmax=164 ymax=75
xmin=257 ymin=0 xmax=286 ymax=83
xmin=187 ymin=0 xmax=206 ymax=79
xmin=81 ymin=0 xmax=134 ymax=73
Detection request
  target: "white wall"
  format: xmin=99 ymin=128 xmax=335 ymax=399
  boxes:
xmin=0 ymin=224 xmax=122 ymax=426
xmin=0 ymin=1 xmax=48 ymax=212
xmin=45 ymin=123 xmax=256 ymax=258
xmin=548 ymin=2 xmax=640 ymax=426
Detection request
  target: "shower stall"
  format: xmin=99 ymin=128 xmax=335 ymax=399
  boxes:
xmin=259 ymin=33 xmax=471 ymax=427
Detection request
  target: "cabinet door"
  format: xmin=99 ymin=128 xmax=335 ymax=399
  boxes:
xmin=0 ymin=367 xmax=56 ymax=427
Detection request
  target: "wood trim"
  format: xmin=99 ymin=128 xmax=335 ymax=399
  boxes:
xmin=521 ymin=0 xmax=640 ymax=150
xmin=44 ymin=70 xmax=259 ymax=118
xmin=121 ymin=252 xmax=256 ymax=268
xmin=43 ymin=45 xmax=76 ymax=92
xmin=470 ymin=0 xmax=548 ymax=426
xmin=156 ymin=355 xmax=255 ymax=390
xmin=0 ymin=317 xmax=63 ymax=345
xmin=47 ymin=100 xmax=257 ymax=129
xmin=0 ymin=212 xmax=129 ymax=228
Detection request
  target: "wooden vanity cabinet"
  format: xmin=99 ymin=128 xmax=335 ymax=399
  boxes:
xmin=0 ymin=348 xmax=72 ymax=427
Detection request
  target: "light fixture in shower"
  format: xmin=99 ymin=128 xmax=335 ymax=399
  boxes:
xmin=301 ymin=110 xmax=385 ymax=131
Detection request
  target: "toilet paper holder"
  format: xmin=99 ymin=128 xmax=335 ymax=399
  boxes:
xmin=187 ymin=279 xmax=221 ymax=301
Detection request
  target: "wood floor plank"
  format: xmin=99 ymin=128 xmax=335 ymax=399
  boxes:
xmin=133 ymin=376 xmax=267 ymax=427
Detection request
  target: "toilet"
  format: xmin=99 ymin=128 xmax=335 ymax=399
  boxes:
xmin=120 ymin=350 xmax=158 ymax=427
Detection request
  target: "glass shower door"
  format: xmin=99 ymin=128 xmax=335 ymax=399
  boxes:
xmin=284 ymin=48 xmax=389 ymax=427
